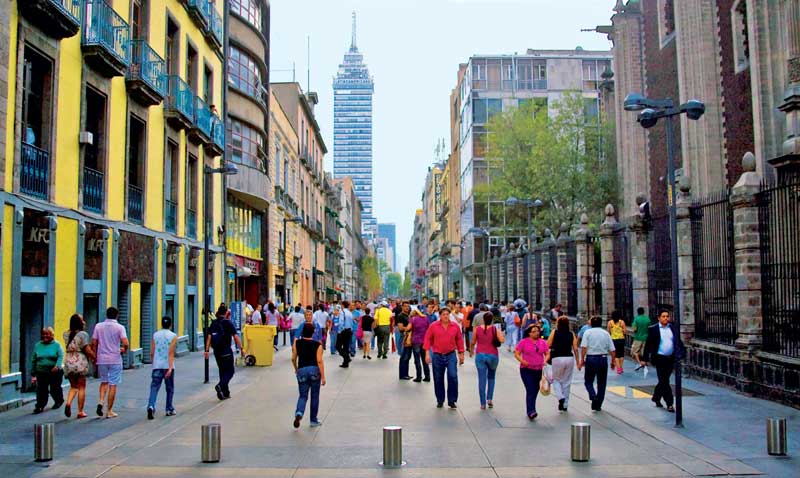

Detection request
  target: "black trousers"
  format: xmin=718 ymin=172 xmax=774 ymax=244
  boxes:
xmin=337 ymin=329 xmax=353 ymax=365
xmin=35 ymin=369 xmax=64 ymax=410
xmin=653 ymin=354 xmax=675 ymax=406
xmin=214 ymin=354 xmax=235 ymax=396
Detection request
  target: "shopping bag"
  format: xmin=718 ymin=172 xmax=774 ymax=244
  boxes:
xmin=539 ymin=372 xmax=552 ymax=396
xmin=543 ymin=364 xmax=554 ymax=384
xmin=391 ymin=334 xmax=396 ymax=353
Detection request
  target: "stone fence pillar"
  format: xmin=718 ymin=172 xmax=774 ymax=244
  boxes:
xmin=499 ymin=248 xmax=508 ymax=303
xmin=628 ymin=214 xmax=650 ymax=315
xmin=599 ymin=205 xmax=620 ymax=323
xmin=540 ymin=229 xmax=555 ymax=311
xmin=575 ymin=214 xmax=593 ymax=319
xmin=557 ymin=223 xmax=573 ymax=314
xmin=676 ymin=178 xmax=695 ymax=339
xmin=732 ymin=153 xmax=763 ymax=350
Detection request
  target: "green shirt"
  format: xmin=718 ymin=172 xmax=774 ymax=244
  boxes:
xmin=632 ymin=315 xmax=651 ymax=342
xmin=31 ymin=341 xmax=64 ymax=375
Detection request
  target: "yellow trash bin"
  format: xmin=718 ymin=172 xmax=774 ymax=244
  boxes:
xmin=242 ymin=325 xmax=277 ymax=366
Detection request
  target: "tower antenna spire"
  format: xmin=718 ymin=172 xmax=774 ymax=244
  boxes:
xmin=350 ymin=11 xmax=357 ymax=52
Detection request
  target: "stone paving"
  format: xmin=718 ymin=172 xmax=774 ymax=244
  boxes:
xmin=0 ymin=344 xmax=795 ymax=477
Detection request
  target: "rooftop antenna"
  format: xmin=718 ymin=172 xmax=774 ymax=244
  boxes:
xmin=350 ymin=11 xmax=357 ymax=52
xmin=307 ymin=36 xmax=311 ymax=91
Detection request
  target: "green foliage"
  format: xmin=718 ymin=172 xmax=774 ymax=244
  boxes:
xmin=384 ymin=272 xmax=402 ymax=297
xmin=483 ymin=92 xmax=619 ymax=236
xmin=400 ymin=271 xmax=412 ymax=297
xmin=359 ymin=255 xmax=384 ymax=300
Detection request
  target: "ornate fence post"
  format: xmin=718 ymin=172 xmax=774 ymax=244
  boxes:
xmin=600 ymin=205 xmax=620 ymax=323
xmin=491 ymin=250 xmax=499 ymax=303
xmin=499 ymin=247 xmax=508 ymax=303
xmin=507 ymin=243 xmax=517 ymax=302
xmin=575 ymin=214 xmax=593 ymax=319
xmin=731 ymin=153 xmax=763 ymax=351
xmin=628 ymin=213 xmax=650 ymax=315
xmin=540 ymin=229 xmax=555 ymax=311
xmin=557 ymin=223 xmax=573 ymax=314
xmin=521 ymin=244 xmax=530 ymax=307
xmin=676 ymin=178 xmax=695 ymax=339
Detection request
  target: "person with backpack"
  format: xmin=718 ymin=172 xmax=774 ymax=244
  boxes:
xmin=204 ymin=305 xmax=244 ymax=401
xmin=504 ymin=304 xmax=520 ymax=352
xmin=147 ymin=316 xmax=178 ymax=419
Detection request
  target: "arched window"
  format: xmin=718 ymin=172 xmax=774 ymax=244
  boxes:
xmin=230 ymin=0 xmax=262 ymax=30
xmin=228 ymin=46 xmax=262 ymax=100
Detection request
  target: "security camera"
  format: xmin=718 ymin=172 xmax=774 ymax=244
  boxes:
xmin=637 ymin=108 xmax=658 ymax=129
xmin=682 ymin=99 xmax=705 ymax=121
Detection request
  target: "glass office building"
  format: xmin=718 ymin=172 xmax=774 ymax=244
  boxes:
xmin=333 ymin=12 xmax=376 ymax=239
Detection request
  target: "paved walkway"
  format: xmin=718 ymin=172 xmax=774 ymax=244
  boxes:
xmin=0 ymin=343 xmax=795 ymax=477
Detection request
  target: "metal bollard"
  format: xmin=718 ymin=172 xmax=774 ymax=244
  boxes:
xmin=380 ymin=426 xmax=405 ymax=467
xmin=34 ymin=423 xmax=54 ymax=462
xmin=201 ymin=423 xmax=222 ymax=463
xmin=571 ymin=422 xmax=591 ymax=462
xmin=766 ymin=417 xmax=787 ymax=456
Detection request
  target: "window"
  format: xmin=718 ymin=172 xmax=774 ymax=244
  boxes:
xmin=204 ymin=65 xmax=213 ymax=104
xmin=84 ymin=87 xmax=106 ymax=174
xmin=228 ymin=46 xmax=262 ymax=99
xmin=165 ymin=140 xmax=179 ymax=203
xmin=472 ymin=98 xmax=502 ymax=124
xmin=165 ymin=18 xmax=179 ymax=75
xmin=21 ymin=46 xmax=53 ymax=151
xmin=275 ymin=142 xmax=282 ymax=186
xmin=186 ymin=42 xmax=198 ymax=93
xmin=227 ymin=118 xmax=264 ymax=170
xmin=187 ymin=153 xmax=198 ymax=212
xmin=230 ymin=0 xmax=262 ymax=31
xmin=127 ymin=115 xmax=145 ymax=189
xmin=130 ymin=0 xmax=148 ymax=40
xmin=732 ymin=1 xmax=750 ymax=72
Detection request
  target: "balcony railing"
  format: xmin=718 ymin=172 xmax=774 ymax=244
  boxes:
xmin=127 ymin=183 xmax=143 ymax=224
xmin=127 ymin=39 xmax=166 ymax=105
xmin=192 ymin=96 xmax=213 ymax=140
xmin=209 ymin=115 xmax=224 ymax=154
xmin=165 ymin=75 xmax=194 ymax=128
xmin=20 ymin=0 xmax=82 ymax=39
xmin=82 ymin=0 xmax=130 ymax=76
xmin=82 ymin=166 xmax=104 ymax=213
xmin=518 ymin=79 xmax=548 ymax=90
xmin=165 ymin=199 xmax=177 ymax=233
xmin=207 ymin=4 xmax=223 ymax=49
xmin=186 ymin=208 xmax=197 ymax=238
xmin=20 ymin=142 xmax=50 ymax=200
xmin=185 ymin=0 xmax=209 ymax=28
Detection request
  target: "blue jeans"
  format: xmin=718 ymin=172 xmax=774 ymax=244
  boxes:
xmin=329 ymin=328 xmax=338 ymax=355
xmin=475 ymin=353 xmax=498 ymax=406
xmin=412 ymin=344 xmax=430 ymax=380
xmin=148 ymin=369 xmax=175 ymax=412
xmin=584 ymin=355 xmax=609 ymax=408
xmin=394 ymin=330 xmax=404 ymax=356
xmin=295 ymin=366 xmax=321 ymax=422
xmin=350 ymin=332 xmax=357 ymax=355
xmin=399 ymin=343 xmax=413 ymax=378
xmin=432 ymin=352 xmax=458 ymax=405
xmin=520 ymin=368 xmax=542 ymax=417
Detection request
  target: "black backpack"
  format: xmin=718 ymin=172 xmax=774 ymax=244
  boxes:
xmin=209 ymin=319 xmax=226 ymax=350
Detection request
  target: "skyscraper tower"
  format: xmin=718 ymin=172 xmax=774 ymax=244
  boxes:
xmin=333 ymin=12 xmax=376 ymax=239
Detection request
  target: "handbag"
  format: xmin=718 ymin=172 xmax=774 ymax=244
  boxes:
xmin=490 ymin=326 xmax=502 ymax=348
xmin=403 ymin=330 xmax=412 ymax=347
xmin=63 ymin=333 xmax=90 ymax=376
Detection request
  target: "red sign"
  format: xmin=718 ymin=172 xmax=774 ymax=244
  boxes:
xmin=233 ymin=254 xmax=262 ymax=275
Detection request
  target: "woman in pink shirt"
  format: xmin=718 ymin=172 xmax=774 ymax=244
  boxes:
xmin=514 ymin=324 xmax=550 ymax=420
xmin=470 ymin=312 xmax=504 ymax=410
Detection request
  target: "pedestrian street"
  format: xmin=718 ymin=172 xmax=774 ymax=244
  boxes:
xmin=2 ymin=347 xmax=794 ymax=478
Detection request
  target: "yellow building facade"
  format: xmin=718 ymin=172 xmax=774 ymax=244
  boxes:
xmin=0 ymin=0 xmax=226 ymax=405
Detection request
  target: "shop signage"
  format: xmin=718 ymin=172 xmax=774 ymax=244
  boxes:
xmin=22 ymin=209 xmax=49 ymax=277
xmin=231 ymin=254 xmax=262 ymax=275
xmin=84 ymin=222 xmax=105 ymax=280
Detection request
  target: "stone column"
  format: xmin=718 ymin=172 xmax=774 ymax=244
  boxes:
xmin=627 ymin=214 xmax=650 ymax=315
xmin=540 ymin=229 xmax=555 ymax=311
xmin=556 ymin=223 xmax=572 ymax=313
xmin=575 ymin=214 xmax=593 ymax=319
xmin=507 ymin=244 xmax=516 ymax=302
xmin=777 ymin=1 xmax=800 ymax=169
xmin=499 ymin=249 xmax=507 ymax=303
xmin=675 ymin=177 xmax=695 ymax=339
xmin=491 ymin=251 xmax=499 ymax=302
xmin=732 ymin=153 xmax=764 ymax=350
xmin=599 ymin=205 xmax=620 ymax=323
xmin=529 ymin=232 xmax=539 ymax=310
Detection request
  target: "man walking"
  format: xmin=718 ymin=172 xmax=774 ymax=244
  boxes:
xmin=424 ymin=308 xmax=465 ymax=409
xmin=205 ymin=305 xmax=244 ymax=400
xmin=313 ymin=304 xmax=330 ymax=350
xmin=374 ymin=301 xmax=392 ymax=359
xmin=92 ymin=307 xmax=129 ymax=418
xmin=631 ymin=307 xmax=650 ymax=369
xmin=337 ymin=301 xmax=355 ymax=368
xmin=397 ymin=302 xmax=413 ymax=380
xmin=579 ymin=316 xmax=615 ymax=411
xmin=147 ymin=316 xmax=177 ymax=419
xmin=644 ymin=310 xmax=683 ymax=413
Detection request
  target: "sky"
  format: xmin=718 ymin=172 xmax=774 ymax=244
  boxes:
xmin=269 ymin=0 xmax=617 ymax=273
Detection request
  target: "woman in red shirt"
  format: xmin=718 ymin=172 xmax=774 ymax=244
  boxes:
xmin=514 ymin=324 xmax=550 ymax=420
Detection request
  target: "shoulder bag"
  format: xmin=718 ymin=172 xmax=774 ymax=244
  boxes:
xmin=490 ymin=326 xmax=502 ymax=348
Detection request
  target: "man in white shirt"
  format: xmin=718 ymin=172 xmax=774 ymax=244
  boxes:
xmin=147 ymin=316 xmax=177 ymax=419
xmin=644 ymin=310 xmax=683 ymax=413
xmin=580 ymin=315 xmax=616 ymax=412
xmin=288 ymin=306 xmax=306 ymax=332
xmin=312 ymin=304 xmax=330 ymax=350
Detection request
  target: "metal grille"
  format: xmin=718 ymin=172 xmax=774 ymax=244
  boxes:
xmin=613 ymin=232 xmax=633 ymax=324
xmin=566 ymin=240 xmax=578 ymax=316
xmin=118 ymin=282 xmax=131 ymax=368
xmin=522 ymin=250 xmax=530 ymax=306
xmin=499 ymin=256 xmax=507 ymax=303
xmin=548 ymin=244 xmax=558 ymax=309
xmin=691 ymin=191 xmax=738 ymax=344
xmin=647 ymin=214 xmax=673 ymax=320
xmin=757 ymin=178 xmax=800 ymax=358
xmin=533 ymin=249 xmax=542 ymax=310
xmin=140 ymin=284 xmax=153 ymax=363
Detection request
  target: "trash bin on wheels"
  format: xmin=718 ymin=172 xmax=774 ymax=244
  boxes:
xmin=242 ymin=325 xmax=277 ymax=366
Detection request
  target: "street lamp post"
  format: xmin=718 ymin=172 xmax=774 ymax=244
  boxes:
xmin=623 ymin=93 xmax=705 ymax=428
xmin=202 ymin=163 xmax=238 ymax=384
xmin=467 ymin=227 xmax=489 ymax=302
xmin=282 ymin=215 xmax=304 ymax=309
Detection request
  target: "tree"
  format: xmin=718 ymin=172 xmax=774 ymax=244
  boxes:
xmin=359 ymin=255 xmax=383 ymax=299
xmin=482 ymin=93 xmax=618 ymax=236
xmin=400 ymin=271 xmax=412 ymax=297
xmin=384 ymin=272 xmax=402 ymax=297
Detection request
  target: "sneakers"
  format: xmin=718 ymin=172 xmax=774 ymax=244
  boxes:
xmin=166 ymin=410 xmax=177 ymax=417
xmin=147 ymin=407 xmax=154 ymax=420
xmin=215 ymin=385 xmax=225 ymax=401
xmin=310 ymin=420 xmax=322 ymax=427
xmin=293 ymin=415 xmax=301 ymax=429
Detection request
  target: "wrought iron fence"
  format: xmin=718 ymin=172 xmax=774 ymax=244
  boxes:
xmin=82 ymin=166 xmax=104 ymax=213
xmin=165 ymin=199 xmax=177 ymax=233
xmin=20 ymin=142 xmax=50 ymax=200
xmin=166 ymin=75 xmax=194 ymax=121
xmin=691 ymin=190 xmax=738 ymax=344
xmin=127 ymin=184 xmax=143 ymax=224
xmin=613 ymin=231 xmax=633 ymax=324
xmin=128 ymin=39 xmax=166 ymax=97
xmin=521 ymin=249 xmax=530 ymax=306
xmin=566 ymin=240 xmax=578 ymax=317
xmin=647 ymin=214 xmax=673 ymax=320
xmin=82 ymin=0 xmax=130 ymax=66
xmin=757 ymin=177 xmax=800 ymax=358
xmin=186 ymin=208 xmax=197 ymax=238
xmin=533 ymin=248 xmax=542 ymax=310
xmin=548 ymin=243 xmax=558 ymax=309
